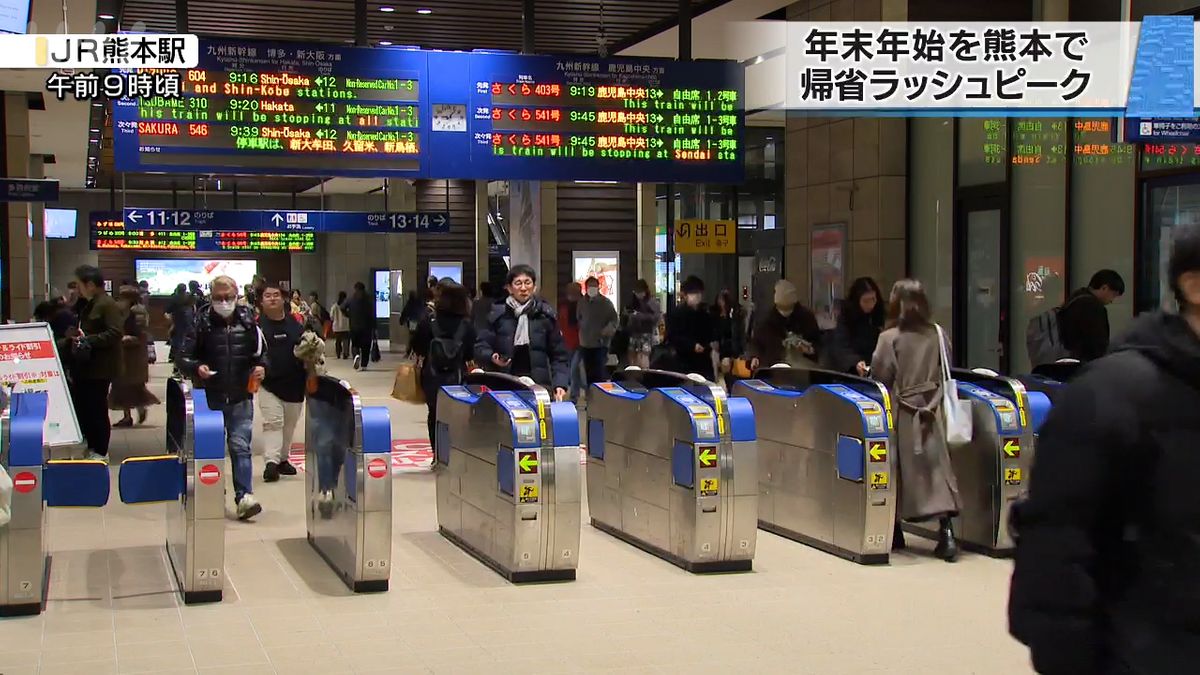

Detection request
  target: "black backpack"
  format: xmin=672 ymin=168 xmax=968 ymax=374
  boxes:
xmin=427 ymin=318 xmax=468 ymax=384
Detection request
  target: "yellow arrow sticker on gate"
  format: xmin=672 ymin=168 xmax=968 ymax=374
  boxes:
xmin=536 ymin=400 xmax=547 ymax=441
xmin=698 ymin=446 xmax=718 ymax=468
xmin=714 ymin=396 xmax=725 ymax=436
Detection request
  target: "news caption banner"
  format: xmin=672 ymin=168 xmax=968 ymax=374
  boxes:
xmin=109 ymin=37 xmax=744 ymax=183
xmin=780 ymin=17 xmax=1195 ymax=117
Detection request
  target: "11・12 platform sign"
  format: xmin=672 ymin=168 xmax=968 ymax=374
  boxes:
xmin=112 ymin=38 xmax=744 ymax=183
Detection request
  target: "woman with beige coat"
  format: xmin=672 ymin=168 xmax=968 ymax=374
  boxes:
xmin=869 ymin=279 xmax=962 ymax=562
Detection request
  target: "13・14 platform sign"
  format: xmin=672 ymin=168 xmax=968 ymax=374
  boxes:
xmin=113 ymin=38 xmax=744 ymax=183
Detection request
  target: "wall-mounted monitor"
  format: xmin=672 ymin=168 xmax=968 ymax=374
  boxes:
xmin=0 ymin=1 xmax=31 ymax=35
xmin=135 ymin=259 xmax=259 ymax=296
xmin=572 ymin=251 xmax=620 ymax=306
xmin=45 ymin=208 xmax=77 ymax=239
xmin=373 ymin=269 xmax=390 ymax=320
xmin=429 ymin=261 xmax=464 ymax=285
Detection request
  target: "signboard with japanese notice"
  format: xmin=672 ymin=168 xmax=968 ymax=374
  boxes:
xmin=673 ymin=219 xmax=736 ymax=254
xmin=0 ymin=322 xmax=83 ymax=447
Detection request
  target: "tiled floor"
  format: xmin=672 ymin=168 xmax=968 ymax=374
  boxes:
xmin=5 ymin=347 xmax=1035 ymax=674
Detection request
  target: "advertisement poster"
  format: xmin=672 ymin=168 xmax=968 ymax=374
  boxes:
xmin=810 ymin=224 xmax=846 ymax=331
xmin=429 ymin=261 xmax=464 ymax=284
xmin=572 ymin=251 xmax=620 ymax=305
xmin=1023 ymin=256 xmax=1066 ymax=311
xmin=0 ymin=323 xmax=83 ymax=447
xmin=135 ymin=259 xmax=258 ymax=295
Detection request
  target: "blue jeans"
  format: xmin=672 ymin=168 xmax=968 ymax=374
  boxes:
xmin=567 ymin=349 xmax=585 ymax=399
xmin=308 ymin=396 xmax=346 ymax=493
xmin=222 ymin=399 xmax=255 ymax=503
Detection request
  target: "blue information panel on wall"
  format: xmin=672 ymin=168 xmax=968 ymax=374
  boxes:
xmin=113 ymin=38 xmax=743 ymax=183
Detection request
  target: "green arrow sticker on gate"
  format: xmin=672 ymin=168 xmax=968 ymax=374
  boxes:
xmin=518 ymin=452 xmax=538 ymax=474
xmin=698 ymin=447 xmax=718 ymax=468
xmin=868 ymin=441 xmax=887 ymax=463
xmin=1003 ymin=439 xmax=1021 ymax=459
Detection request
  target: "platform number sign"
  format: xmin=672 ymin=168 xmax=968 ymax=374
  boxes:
xmin=1004 ymin=468 xmax=1023 ymax=486
xmin=519 ymin=484 xmax=539 ymax=503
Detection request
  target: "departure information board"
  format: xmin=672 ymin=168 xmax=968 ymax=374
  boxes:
xmin=113 ymin=39 xmax=743 ymax=183
xmin=90 ymin=215 xmax=317 ymax=252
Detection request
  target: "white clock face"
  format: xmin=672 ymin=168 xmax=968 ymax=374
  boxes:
xmin=432 ymin=104 xmax=467 ymax=132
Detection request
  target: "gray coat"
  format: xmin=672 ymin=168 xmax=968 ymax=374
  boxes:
xmin=577 ymin=294 xmax=618 ymax=348
xmin=870 ymin=325 xmax=961 ymax=522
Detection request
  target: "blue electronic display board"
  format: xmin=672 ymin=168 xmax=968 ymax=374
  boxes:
xmin=113 ymin=38 xmax=743 ymax=183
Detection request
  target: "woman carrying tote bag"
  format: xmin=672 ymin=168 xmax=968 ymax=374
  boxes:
xmin=870 ymin=279 xmax=964 ymax=562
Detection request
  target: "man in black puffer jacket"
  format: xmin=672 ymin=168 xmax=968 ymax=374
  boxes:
xmin=178 ymin=275 xmax=267 ymax=521
xmin=1009 ymin=223 xmax=1200 ymax=674
xmin=475 ymin=264 xmax=569 ymax=400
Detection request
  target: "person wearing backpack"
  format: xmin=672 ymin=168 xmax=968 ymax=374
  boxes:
xmin=411 ymin=279 xmax=476 ymax=443
xmin=1008 ymin=225 xmax=1200 ymax=673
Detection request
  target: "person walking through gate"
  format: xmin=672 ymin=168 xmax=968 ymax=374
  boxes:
xmin=869 ymin=279 xmax=962 ymax=561
xmin=330 ymin=291 xmax=351 ymax=359
xmin=110 ymin=285 xmax=160 ymax=428
xmin=344 ymin=281 xmax=375 ymax=371
xmin=475 ymin=265 xmax=570 ymax=400
xmin=412 ymin=279 xmax=476 ymax=443
xmin=667 ymin=276 xmax=717 ymax=379
xmin=177 ymin=276 xmax=267 ymax=521
xmin=65 ymin=265 xmax=125 ymax=461
xmin=257 ymin=285 xmax=305 ymax=483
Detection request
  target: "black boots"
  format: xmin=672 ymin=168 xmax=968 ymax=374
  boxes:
xmin=934 ymin=516 xmax=960 ymax=562
xmin=892 ymin=521 xmax=906 ymax=551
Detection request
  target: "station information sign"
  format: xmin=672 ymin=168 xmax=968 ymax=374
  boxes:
xmin=90 ymin=214 xmax=317 ymax=252
xmin=113 ymin=39 xmax=743 ymax=183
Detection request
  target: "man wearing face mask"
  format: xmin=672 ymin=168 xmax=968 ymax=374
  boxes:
xmin=178 ymin=276 xmax=268 ymax=521
xmin=577 ymin=277 xmax=619 ymax=390
xmin=748 ymin=279 xmax=822 ymax=371
xmin=667 ymin=275 xmax=717 ymax=379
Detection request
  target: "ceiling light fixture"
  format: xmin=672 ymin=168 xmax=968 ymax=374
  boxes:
xmin=90 ymin=128 xmax=99 ymax=132
xmin=98 ymin=13 xmax=115 ymax=20
xmin=379 ymin=40 xmax=392 ymax=45
xmin=416 ymin=8 xmax=433 ymax=14
xmin=379 ymin=5 xmax=395 ymax=11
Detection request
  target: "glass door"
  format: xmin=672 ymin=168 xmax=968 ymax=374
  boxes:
xmin=1140 ymin=178 xmax=1200 ymax=313
xmin=956 ymin=194 xmax=1010 ymax=372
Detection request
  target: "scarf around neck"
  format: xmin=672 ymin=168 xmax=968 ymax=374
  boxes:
xmin=506 ymin=296 xmax=534 ymax=346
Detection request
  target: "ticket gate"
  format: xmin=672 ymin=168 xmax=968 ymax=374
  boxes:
xmin=304 ymin=376 xmax=393 ymax=593
xmin=1018 ymin=361 xmax=1081 ymax=406
xmin=1 ymin=392 xmax=110 ymax=616
xmin=118 ymin=378 xmax=227 ymax=604
xmin=587 ymin=369 xmax=758 ymax=572
xmin=435 ymin=372 xmax=581 ymax=582
xmin=903 ymin=369 xmax=1041 ymax=557
xmin=733 ymin=365 xmax=897 ymax=565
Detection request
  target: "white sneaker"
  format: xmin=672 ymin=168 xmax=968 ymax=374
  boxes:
xmin=236 ymin=494 xmax=263 ymax=521
xmin=352 ymin=355 xmax=362 ymax=370
xmin=85 ymin=451 xmax=108 ymax=463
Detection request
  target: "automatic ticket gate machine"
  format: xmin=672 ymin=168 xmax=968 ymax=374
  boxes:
xmin=733 ymin=365 xmax=897 ymax=565
xmin=586 ymin=369 xmax=759 ymax=572
xmin=435 ymin=372 xmax=581 ymax=582
xmin=903 ymin=369 xmax=1045 ymax=557
xmin=1018 ymin=361 xmax=1081 ymax=406
xmin=1 ymin=392 xmax=110 ymax=616
xmin=118 ymin=378 xmax=227 ymax=604
xmin=304 ymin=376 xmax=394 ymax=593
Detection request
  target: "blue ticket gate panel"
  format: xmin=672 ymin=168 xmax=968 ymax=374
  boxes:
xmin=1018 ymin=361 xmax=1080 ymax=406
xmin=587 ymin=369 xmax=758 ymax=572
xmin=904 ymin=370 xmax=1037 ymax=557
xmin=435 ymin=373 xmax=581 ymax=582
xmin=733 ymin=365 xmax=897 ymax=565
xmin=305 ymin=376 xmax=393 ymax=593
xmin=1 ymin=392 xmax=110 ymax=616
xmin=118 ymin=378 xmax=227 ymax=604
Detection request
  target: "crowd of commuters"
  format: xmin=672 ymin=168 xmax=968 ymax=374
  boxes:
xmin=38 ymin=266 xmax=379 ymax=522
